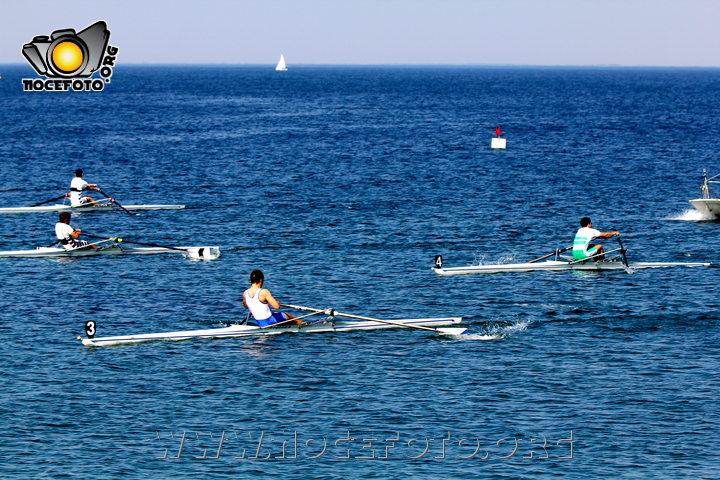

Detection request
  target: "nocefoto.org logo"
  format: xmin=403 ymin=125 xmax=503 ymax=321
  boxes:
xmin=21 ymin=20 xmax=119 ymax=92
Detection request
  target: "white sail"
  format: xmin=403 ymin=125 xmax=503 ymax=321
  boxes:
xmin=276 ymin=54 xmax=287 ymax=71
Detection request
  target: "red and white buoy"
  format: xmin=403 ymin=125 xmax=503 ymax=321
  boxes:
xmin=491 ymin=126 xmax=506 ymax=149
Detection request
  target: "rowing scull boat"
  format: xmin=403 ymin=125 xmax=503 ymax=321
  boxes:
xmin=432 ymin=258 xmax=710 ymax=275
xmin=0 ymin=245 xmax=220 ymax=259
xmin=432 ymin=237 xmax=710 ymax=275
xmin=78 ymin=316 xmax=465 ymax=346
xmin=0 ymin=203 xmax=184 ymax=214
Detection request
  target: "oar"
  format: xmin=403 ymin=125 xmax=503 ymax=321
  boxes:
xmin=527 ymin=246 xmax=572 ymax=264
xmin=268 ymin=310 xmax=328 ymax=327
xmin=616 ymin=235 xmax=629 ymax=268
xmin=81 ymin=233 xmax=188 ymax=251
xmin=81 ymin=233 xmax=217 ymax=260
xmin=97 ymin=190 xmax=136 ymax=216
xmin=281 ymin=304 xmax=467 ymax=335
xmin=30 ymin=193 xmax=69 ymax=207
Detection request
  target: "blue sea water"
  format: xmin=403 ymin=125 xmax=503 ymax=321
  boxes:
xmin=0 ymin=65 xmax=719 ymax=479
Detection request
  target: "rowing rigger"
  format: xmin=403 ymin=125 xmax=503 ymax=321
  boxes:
xmin=432 ymin=238 xmax=710 ymax=275
xmin=78 ymin=308 xmax=466 ymax=346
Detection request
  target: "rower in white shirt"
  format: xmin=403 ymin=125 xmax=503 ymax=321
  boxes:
xmin=70 ymin=169 xmax=100 ymax=207
xmin=55 ymin=211 xmax=97 ymax=249
xmin=573 ymin=217 xmax=619 ymax=262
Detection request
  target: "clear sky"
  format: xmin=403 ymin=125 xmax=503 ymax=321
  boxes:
xmin=2 ymin=0 xmax=719 ymax=66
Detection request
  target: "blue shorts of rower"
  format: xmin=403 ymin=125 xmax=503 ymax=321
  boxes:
xmin=256 ymin=312 xmax=290 ymax=327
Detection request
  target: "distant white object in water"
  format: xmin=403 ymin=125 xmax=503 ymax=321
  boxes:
xmin=689 ymin=169 xmax=720 ymax=216
xmin=491 ymin=138 xmax=506 ymax=149
xmin=491 ymin=125 xmax=506 ymax=149
xmin=276 ymin=54 xmax=287 ymax=71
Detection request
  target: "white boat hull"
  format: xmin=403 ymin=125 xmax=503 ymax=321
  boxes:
xmin=79 ymin=317 xmax=464 ymax=346
xmin=0 ymin=203 xmax=185 ymax=214
xmin=433 ymin=260 xmax=710 ymax=275
xmin=689 ymin=198 xmax=720 ymax=216
xmin=0 ymin=246 xmax=220 ymax=259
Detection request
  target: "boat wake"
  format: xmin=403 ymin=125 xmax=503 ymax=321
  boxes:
xmin=458 ymin=332 xmax=498 ymax=340
xmin=469 ymin=252 xmax=518 ymax=266
xmin=460 ymin=318 xmax=532 ymax=341
xmin=667 ymin=209 xmax=716 ymax=221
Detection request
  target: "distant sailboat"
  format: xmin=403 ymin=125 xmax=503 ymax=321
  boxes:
xmin=276 ymin=54 xmax=287 ymax=71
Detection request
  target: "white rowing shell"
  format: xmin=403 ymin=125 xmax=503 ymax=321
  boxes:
xmin=0 ymin=204 xmax=185 ymax=214
xmin=433 ymin=260 xmax=710 ymax=275
xmin=0 ymin=246 xmax=220 ymax=259
xmin=79 ymin=317 xmax=465 ymax=346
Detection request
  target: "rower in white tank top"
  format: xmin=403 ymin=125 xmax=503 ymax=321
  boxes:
xmin=242 ymin=270 xmax=298 ymax=327
xmin=244 ymin=286 xmax=273 ymax=322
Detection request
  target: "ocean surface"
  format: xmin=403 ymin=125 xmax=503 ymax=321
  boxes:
xmin=0 ymin=65 xmax=719 ymax=479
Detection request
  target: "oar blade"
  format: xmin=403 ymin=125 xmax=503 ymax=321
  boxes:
xmin=437 ymin=327 xmax=468 ymax=336
xmin=185 ymin=247 xmax=221 ymax=260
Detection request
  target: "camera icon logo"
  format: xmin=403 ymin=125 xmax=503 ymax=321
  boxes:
xmin=22 ymin=21 xmax=110 ymax=78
